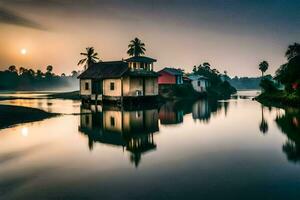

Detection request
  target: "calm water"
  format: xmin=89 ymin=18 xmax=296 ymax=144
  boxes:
xmin=0 ymin=92 xmax=300 ymax=200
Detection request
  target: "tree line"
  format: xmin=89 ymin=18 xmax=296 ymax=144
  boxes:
xmin=0 ymin=65 xmax=80 ymax=90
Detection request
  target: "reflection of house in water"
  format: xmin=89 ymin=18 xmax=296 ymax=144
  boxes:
xmin=192 ymin=99 xmax=225 ymax=122
xmin=159 ymin=99 xmax=225 ymax=125
xmin=79 ymin=105 xmax=159 ymax=167
xmin=192 ymin=100 xmax=210 ymax=122
xmin=159 ymin=101 xmax=184 ymax=125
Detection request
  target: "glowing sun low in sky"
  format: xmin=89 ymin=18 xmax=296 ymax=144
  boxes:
xmin=21 ymin=127 xmax=29 ymax=137
xmin=20 ymin=48 xmax=27 ymax=55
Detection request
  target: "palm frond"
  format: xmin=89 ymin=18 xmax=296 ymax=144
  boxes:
xmin=77 ymin=58 xmax=87 ymax=65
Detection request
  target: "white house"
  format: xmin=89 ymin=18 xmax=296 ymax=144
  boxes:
xmin=187 ymin=75 xmax=209 ymax=92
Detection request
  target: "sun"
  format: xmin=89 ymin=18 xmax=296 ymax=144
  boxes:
xmin=21 ymin=127 xmax=29 ymax=137
xmin=20 ymin=48 xmax=27 ymax=55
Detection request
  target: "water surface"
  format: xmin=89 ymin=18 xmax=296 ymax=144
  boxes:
xmin=0 ymin=93 xmax=299 ymax=200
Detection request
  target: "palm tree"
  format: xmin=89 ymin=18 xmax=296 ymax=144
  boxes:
xmin=127 ymin=37 xmax=146 ymax=57
xmin=285 ymin=43 xmax=300 ymax=60
xmin=259 ymin=61 xmax=269 ymax=77
xmin=8 ymin=65 xmax=17 ymax=73
xmin=78 ymin=47 xmax=100 ymax=70
xmin=19 ymin=67 xmax=26 ymax=75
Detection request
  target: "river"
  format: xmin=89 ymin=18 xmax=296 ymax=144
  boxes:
xmin=0 ymin=91 xmax=299 ymax=199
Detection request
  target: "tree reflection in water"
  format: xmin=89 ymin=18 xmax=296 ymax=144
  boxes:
xmin=259 ymin=105 xmax=269 ymax=134
xmin=276 ymin=108 xmax=300 ymax=163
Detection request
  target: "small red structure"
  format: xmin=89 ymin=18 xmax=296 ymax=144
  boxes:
xmin=158 ymin=68 xmax=183 ymax=85
xmin=292 ymin=82 xmax=299 ymax=90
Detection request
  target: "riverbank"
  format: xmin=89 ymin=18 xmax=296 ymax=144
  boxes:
xmin=255 ymin=90 xmax=300 ymax=108
xmin=159 ymin=83 xmax=236 ymax=100
xmin=0 ymin=105 xmax=58 ymax=129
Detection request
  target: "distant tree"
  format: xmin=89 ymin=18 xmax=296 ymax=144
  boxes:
xmin=19 ymin=67 xmax=27 ymax=75
xmin=127 ymin=37 xmax=146 ymax=57
xmin=78 ymin=47 xmax=100 ymax=70
xmin=260 ymin=78 xmax=278 ymax=92
xmin=28 ymin=69 xmax=35 ymax=77
xmin=285 ymin=43 xmax=300 ymax=60
xmin=8 ymin=65 xmax=17 ymax=73
xmin=192 ymin=65 xmax=197 ymax=73
xmin=203 ymin=62 xmax=211 ymax=70
xmin=36 ymin=70 xmax=43 ymax=79
xmin=45 ymin=65 xmax=54 ymax=78
xmin=71 ymin=70 xmax=79 ymax=77
xmin=46 ymin=65 xmax=53 ymax=73
xmin=212 ymin=69 xmax=220 ymax=75
xmin=259 ymin=61 xmax=269 ymax=77
xmin=61 ymin=73 xmax=66 ymax=77
xmin=197 ymin=64 xmax=202 ymax=71
xmin=222 ymin=70 xmax=230 ymax=82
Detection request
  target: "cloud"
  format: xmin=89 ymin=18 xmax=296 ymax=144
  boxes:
xmin=0 ymin=6 xmax=46 ymax=30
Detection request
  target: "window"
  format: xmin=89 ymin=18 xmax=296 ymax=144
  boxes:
xmin=85 ymin=82 xmax=89 ymax=90
xmin=110 ymin=117 xmax=115 ymax=127
xmin=136 ymin=111 xmax=142 ymax=118
xmin=140 ymin=63 xmax=144 ymax=69
xmin=197 ymin=81 xmax=201 ymax=86
xmin=110 ymin=82 xmax=115 ymax=90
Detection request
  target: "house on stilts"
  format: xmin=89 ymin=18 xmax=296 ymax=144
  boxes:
xmin=78 ymin=56 xmax=159 ymax=104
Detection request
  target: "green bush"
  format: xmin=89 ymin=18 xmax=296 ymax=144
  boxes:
xmin=260 ymin=78 xmax=278 ymax=93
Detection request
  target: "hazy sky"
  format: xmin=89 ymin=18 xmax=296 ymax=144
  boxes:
xmin=0 ymin=0 xmax=299 ymax=76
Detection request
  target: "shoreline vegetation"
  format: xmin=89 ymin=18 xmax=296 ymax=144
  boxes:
xmin=255 ymin=43 xmax=300 ymax=108
xmin=255 ymin=91 xmax=300 ymax=108
xmin=0 ymin=105 xmax=58 ymax=129
xmin=0 ymin=65 xmax=78 ymax=91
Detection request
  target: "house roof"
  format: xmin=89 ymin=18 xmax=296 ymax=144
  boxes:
xmin=78 ymin=60 xmax=159 ymax=79
xmin=125 ymin=56 xmax=157 ymax=63
xmin=78 ymin=61 xmax=129 ymax=79
xmin=159 ymin=67 xmax=183 ymax=76
xmin=188 ymin=75 xmax=209 ymax=81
